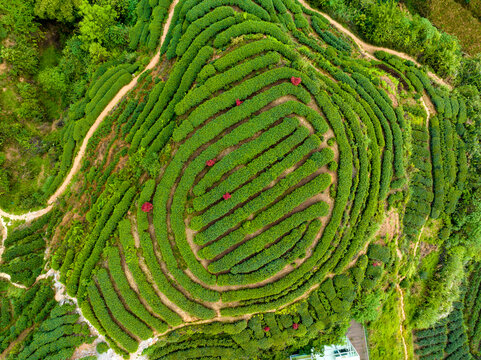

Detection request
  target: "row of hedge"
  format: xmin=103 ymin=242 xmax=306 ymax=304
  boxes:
xmin=209 ymin=201 xmax=329 ymax=273
xmin=176 ymin=6 xmax=235 ymax=56
xmin=96 ymin=268 xmax=153 ymax=340
xmin=324 ymin=80 xmax=374 ymax=264
xmin=15 ymin=303 xmax=92 ymax=360
xmin=465 ymin=262 xmax=481 ymax=355
xmin=213 ymin=91 xmax=352 ymax=310
xmin=74 ymin=68 xmax=134 ymax=142
xmin=192 ymin=126 xmax=314 ymax=213
xmin=200 ymin=170 xmax=329 ymax=258
xmin=146 ymin=37 xmax=334 ymax=310
xmin=141 ymin=45 xmax=215 ymax=153
xmin=194 ymin=149 xmax=332 ymax=244
xmin=107 ymin=241 xmax=168 ymax=332
xmin=0 ymin=212 xmax=59 ymax=286
xmin=175 ymin=50 xmax=282 ymax=115
xmin=445 ymin=302 xmax=471 ymax=359
xmin=124 ymin=204 xmax=217 ymax=319
xmin=0 ymin=283 xmax=54 ymax=354
xmin=144 ymin=278 xmax=352 ymax=359
xmin=130 ymin=11 xmax=239 ymax=154
xmin=194 ymin=116 xmax=300 ymax=196
xmin=429 ymin=116 xmax=446 ymax=219
xmin=232 ymin=226 xmax=305 ymax=274
xmin=414 ymin=318 xmax=448 ymax=356
xmin=67 ymin=182 xmax=135 ymax=299
xmin=115 ymin=225 xmax=183 ymax=326
xmin=185 ymin=0 xmax=270 ymax=23
xmin=43 ymin=60 xmax=137 ymax=200
xmin=130 ymin=0 xmax=172 ymax=51
xmin=139 ymin=179 xmax=216 ymax=298
xmin=403 ymin=123 xmax=433 ymax=241
xmin=179 ymin=67 xmax=320 ymax=141
xmin=80 ymin=300 xmax=128 ymax=357
xmin=217 ymin=218 xmax=320 ymax=287
xmin=213 ymin=37 xmax=298 ymax=73
xmin=314 ymin=72 xmax=382 ymax=272
xmin=86 ymin=282 xmax=138 ymax=353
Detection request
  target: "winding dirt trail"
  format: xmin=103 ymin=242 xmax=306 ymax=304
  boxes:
xmin=0 ymin=0 xmax=447 ymax=243
xmin=0 ymin=0 xmax=179 ymax=267
xmin=297 ymin=0 xmax=452 ymax=90
xmin=47 ymin=0 xmax=178 ymax=207
xmin=0 ymin=273 xmax=26 ymax=289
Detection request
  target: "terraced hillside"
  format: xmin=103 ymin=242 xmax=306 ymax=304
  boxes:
xmin=0 ymin=0 xmax=476 ymax=359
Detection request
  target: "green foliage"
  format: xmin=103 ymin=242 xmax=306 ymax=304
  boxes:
xmin=96 ymin=268 xmax=153 ymax=340
xmin=86 ymin=283 xmax=138 ymax=353
xmin=0 ymin=283 xmax=54 ymax=354
xmin=34 ymin=0 xmax=80 ymax=22
xmin=3 ymin=3 xmax=477 ymax=359
xmin=116 ymin=224 xmax=183 ymax=326
xmin=97 ymin=340 xmax=110 ymax=353
xmin=15 ymin=303 xmax=91 ymax=360
xmin=310 ymin=0 xmax=462 ymax=76
xmin=413 ymin=247 xmax=466 ymax=328
xmin=67 ymin=182 xmax=136 ymax=299
xmin=78 ymin=2 xmax=119 ymax=61
xmin=213 ymin=20 xmax=290 ymax=48
xmin=107 ymin=247 xmax=168 ymax=333
xmin=185 ymin=0 xmax=270 ymax=23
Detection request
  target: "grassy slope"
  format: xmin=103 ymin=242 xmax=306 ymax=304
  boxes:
xmin=423 ymin=0 xmax=481 ymax=55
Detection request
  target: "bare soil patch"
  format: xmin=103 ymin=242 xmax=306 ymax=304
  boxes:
xmin=376 ymin=209 xmax=400 ymax=239
xmin=380 ymin=76 xmax=399 ymax=107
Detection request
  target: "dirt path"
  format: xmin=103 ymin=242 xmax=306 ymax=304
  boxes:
xmin=396 ymin=283 xmax=408 ymax=360
xmin=297 ymin=0 xmax=452 ymax=90
xmin=0 ymin=206 xmax=53 ymax=223
xmin=0 ymin=0 xmax=179 ymax=273
xmin=422 ymin=93 xmax=436 ymax=118
xmin=0 ymin=0 xmax=447 ymax=226
xmin=46 ymin=1 xmax=176 ymax=206
xmin=0 ymin=273 xmax=26 ymax=289
xmin=0 ymin=0 xmax=178 ymax=220
xmin=376 ymin=209 xmax=400 ymax=239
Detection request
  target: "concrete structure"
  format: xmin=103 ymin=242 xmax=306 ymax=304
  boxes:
xmin=346 ymin=320 xmax=369 ymax=360
xmin=289 ymin=337 xmax=360 ymax=360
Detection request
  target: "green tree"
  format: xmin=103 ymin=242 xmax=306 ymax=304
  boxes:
xmin=457 ymin=54 xmax=481 ymax=92
xmin=78 ymin=0 xmax=118 ymax=61
xmin=38 ymin=66 xmax=67 ymax=97
xmin=423 ymin=32 xmax=461 ymax=77
xmin=412 ymin=246 xmax=466 ymax=328
xmin=15 ymin=83 xmax=44 ymax=121
xmin=96 ymin=341 xmax=109 ymax=354
xmin=0 ymin=42 xmax=38 ymax=75
xmin=352 ymin=289 xmax=384 ymax=324
xmin=94 ymin=0 xmax=135 ymax=23
xmin=34 ymin=0 xmax=81 ymax=22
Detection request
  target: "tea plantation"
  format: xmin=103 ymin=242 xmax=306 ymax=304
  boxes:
xmin=1 ymin=0 xmax=481 ymax=359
